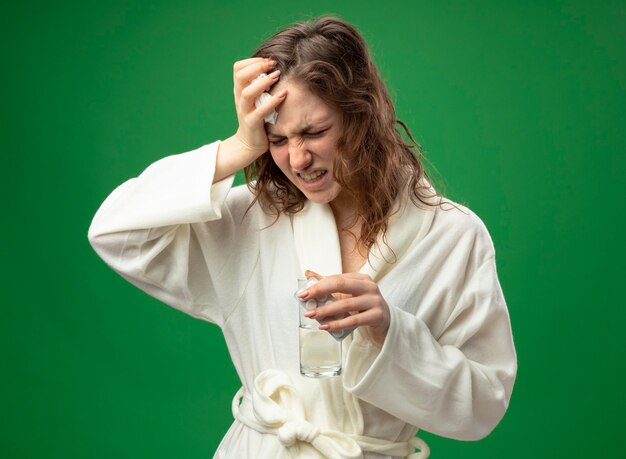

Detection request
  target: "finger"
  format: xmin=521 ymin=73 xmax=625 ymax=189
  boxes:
xmin=236 ymin=60 xmax=277 ymax=85
xmin=304 ymin=270 xmax=367 ymax=280
xmin=254 ymin=88 xmax=287 ymax=119
xmin=302 ymin=275 xmax=373 ymax=300
xmin=304 ymin=270 xmax=323 ymax=280
xmin=242 ymin=88 xmax=287 ymax=127
xmin=240 ymin=70 xmax=281 ymax=109
xmin=234 ymin=59 xmax=277 ymax=98
xmin=233 ymin=57 xmax=266 ymax=72
xmin=340 ymin=272 xmax=371 ymax=280
xmin=310 ymin=296 xmax=367 ymax=320
xmin=320 ymin=308 xmax=382 ymax=331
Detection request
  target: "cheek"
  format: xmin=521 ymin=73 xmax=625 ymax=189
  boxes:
xmin=269 ymin=147 xmax=291 ymax=174
xmin=314 ymin=138 xmax=339 ymax=161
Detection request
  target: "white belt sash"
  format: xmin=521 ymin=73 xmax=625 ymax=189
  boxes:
xmin=231 ymin=369 xmax=429 ymax=459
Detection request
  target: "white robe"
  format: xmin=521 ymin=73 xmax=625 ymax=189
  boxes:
xmin=88 ymin=141 xmax=517 ymax=458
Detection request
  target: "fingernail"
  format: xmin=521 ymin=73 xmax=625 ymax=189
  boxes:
xmin=267 ymin=59 xmax=276 ymax=66
xmin=277 ymin=89 xmax=287 ymax=97
xmin=319 ymin=324 xmax=330 ymax=331
xmin=296 ymin=289 xmax=308 ymax=298
xmin=304 ymin=310 xmax=316 ymax=318
xmin=269 ymin=69 xmax=280 ymax=78
xmin=305 ymin=270 xmax=321 ymax=280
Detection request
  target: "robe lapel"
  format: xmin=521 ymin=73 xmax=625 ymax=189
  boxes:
xmin=292 ymin=193 xmax=436 ymax=281
xmin=360 ymin=194 xmax=435 ymax=282
xmin=292 ymin=200 xmax=343 ymax=277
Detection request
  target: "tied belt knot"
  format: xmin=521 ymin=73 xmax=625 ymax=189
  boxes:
xmin=232 ymin=369 xmax=429 ymax=459
xmin=278 ymin=420 xmax=320 ymax=447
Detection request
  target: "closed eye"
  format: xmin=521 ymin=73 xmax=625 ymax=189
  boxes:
xmin=269 ymin=138 xmax=287 ymax=146
xmin=269 ymin=129 xmax=329 ymax=146
xmin=305 ymin=129 xmax=328 ymax=138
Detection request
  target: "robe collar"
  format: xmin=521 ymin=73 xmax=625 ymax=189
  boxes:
xmin=292 ymin=200 xmax=343 ymax=277
xmin=291 ymin=192 xmax=435 ymax=282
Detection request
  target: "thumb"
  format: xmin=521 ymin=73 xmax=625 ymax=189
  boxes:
xmin=304 ymin=269 xmax=323 ymax=280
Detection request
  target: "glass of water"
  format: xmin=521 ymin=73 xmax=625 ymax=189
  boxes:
xmin=297 ymin=277 xmax=342 ymax=377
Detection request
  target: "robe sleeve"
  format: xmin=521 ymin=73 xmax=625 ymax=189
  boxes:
xmin=343 ymin=216 xmax=517 ymax=441
xmin=87 ymin=141 xmax=259 ymax=326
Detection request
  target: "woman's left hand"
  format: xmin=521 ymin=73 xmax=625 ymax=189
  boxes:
xmin=297 ymin=270 xmax=391 ymax=345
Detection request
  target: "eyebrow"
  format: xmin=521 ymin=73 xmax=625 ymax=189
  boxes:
xmin=266 ymin=123 xmax=328 ymax=138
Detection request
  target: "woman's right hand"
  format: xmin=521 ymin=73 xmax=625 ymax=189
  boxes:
xmin=233 ymin=58 xmax=287 ymax=158
xmin=215 ymin=58 xmax=287 ymax=183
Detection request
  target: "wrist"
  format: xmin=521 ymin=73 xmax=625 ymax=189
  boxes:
xmin=367 ymin=326 xmax=387 ymax=346
xmin=215 ymin=135 xmax=264 ymax=182
xmin=233 ymin=130 xmax=268 ymax=160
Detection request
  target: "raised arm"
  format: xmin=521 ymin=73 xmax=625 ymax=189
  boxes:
xmin=215 ymin=57 xmax=287 ymax=182
xmin=88 ymin=58 xmax=288 ymax=325
xmin=88 ymin=142 xmax=255 ymax=325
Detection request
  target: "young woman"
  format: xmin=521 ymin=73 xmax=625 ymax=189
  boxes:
xmin=89 ymin=16 xmax=516 ymax=459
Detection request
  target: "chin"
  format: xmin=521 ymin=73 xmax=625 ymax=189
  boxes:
xmin=305 ymin=195 xmax=332 ymax=204
xmin=302 ymin=187 xmax=342 ymax=205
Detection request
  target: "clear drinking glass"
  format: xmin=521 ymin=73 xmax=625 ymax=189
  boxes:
xmin=297 ymin=277 xmax=342 ymax=377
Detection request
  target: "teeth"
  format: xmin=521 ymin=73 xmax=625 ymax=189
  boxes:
xmin=301 ymin=170 xmax=326 ymax=182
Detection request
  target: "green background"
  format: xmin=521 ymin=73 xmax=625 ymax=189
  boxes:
xmin=2 ymin=0 xmax=624 ymax=457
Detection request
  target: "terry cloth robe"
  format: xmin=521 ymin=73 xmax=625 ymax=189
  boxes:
xmin=88 ymin=141 xmax=517 ymax=459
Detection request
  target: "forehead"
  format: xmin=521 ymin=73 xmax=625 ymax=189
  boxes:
xmin=266 ymin=81 xmax=339 ymax=135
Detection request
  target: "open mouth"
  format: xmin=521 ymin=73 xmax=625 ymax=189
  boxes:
xmin=299 ymin=170 xmax=327 ymax=183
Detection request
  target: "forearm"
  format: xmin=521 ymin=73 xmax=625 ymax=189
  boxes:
xmin=344 ymin=306 xmax=516 ymax=440
xmin=343 ymin=253 xmax=517 ymax=440
xmin=87 ymin=142 xmax=256 ymax=324
xmin=88 ymin=142 xmax=233 ymax=238
xmin=214 ymin=134 xmax=265 ymax=183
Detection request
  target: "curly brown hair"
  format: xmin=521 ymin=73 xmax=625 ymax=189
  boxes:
xmin=244 ymin=16 xmax=439 ymax=253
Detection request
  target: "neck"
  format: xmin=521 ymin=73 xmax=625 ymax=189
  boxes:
xmin=330 ymin=191 xmax=365 ymax=247
xmin=329 ymin=192 xmax=368 ymax=269
xmin=329 ymin=190 xmax=356 ymax=227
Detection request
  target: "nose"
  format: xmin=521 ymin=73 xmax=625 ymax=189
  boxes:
xmin=288 ymin=139 xmax=312 ymax=171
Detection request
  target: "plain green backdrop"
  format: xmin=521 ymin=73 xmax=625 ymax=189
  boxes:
xmin=2 ymin=0 xmax=624 ymax=457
